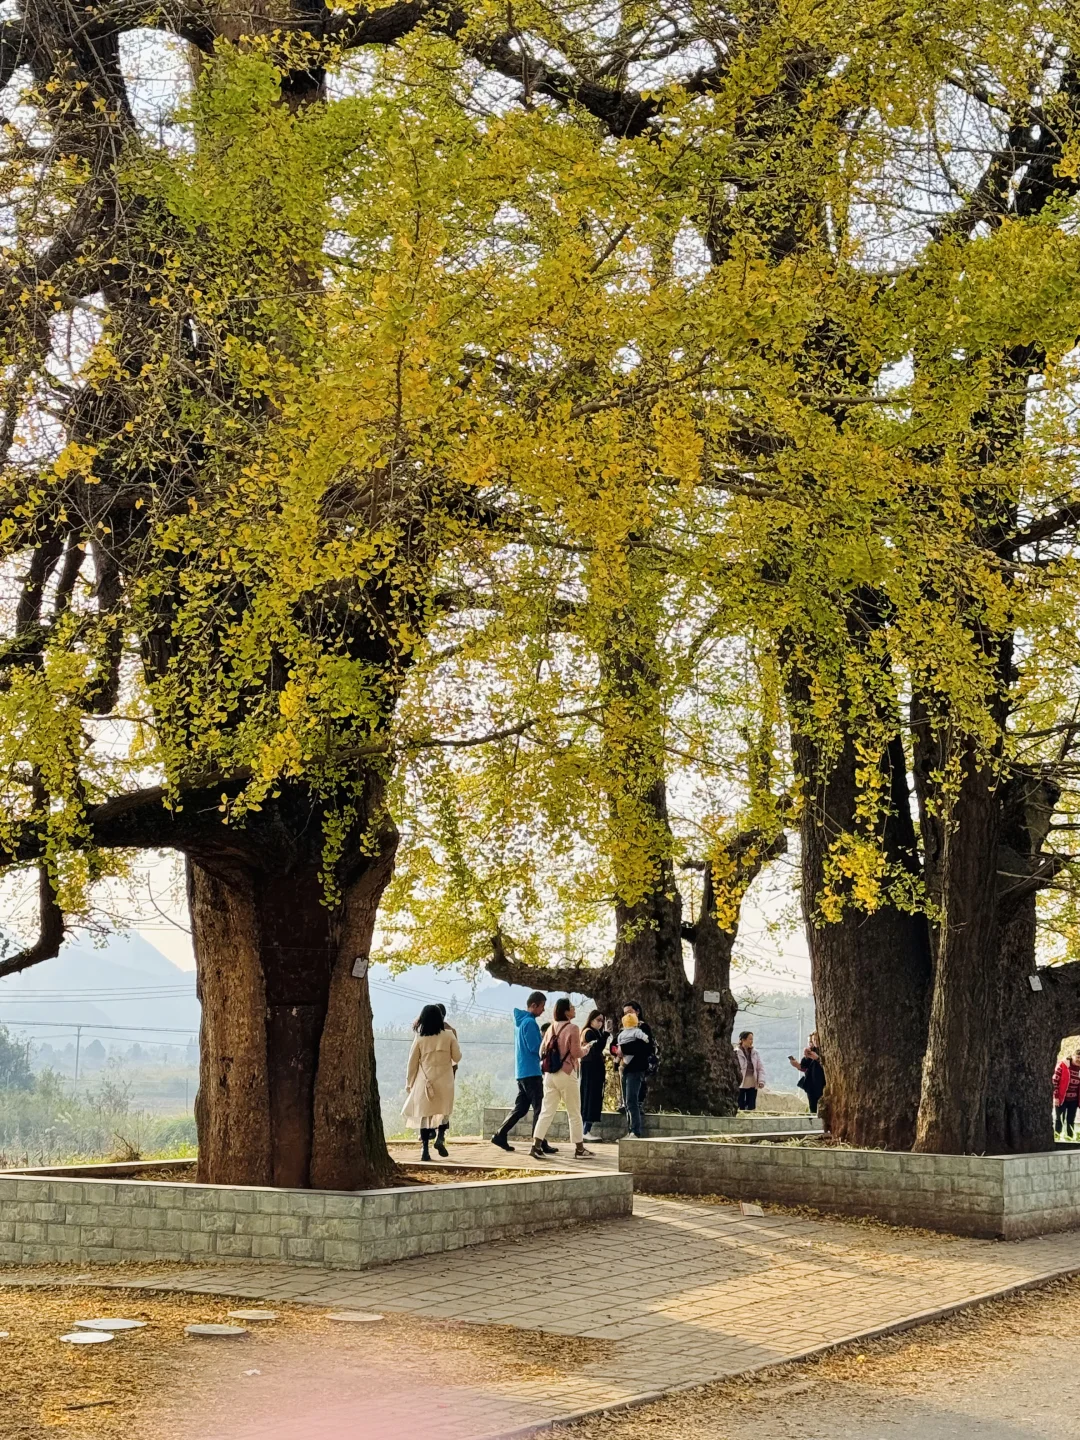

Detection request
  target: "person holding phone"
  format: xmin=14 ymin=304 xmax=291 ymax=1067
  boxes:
xmin=789 ymin=1037 xmax=826 ymax=1114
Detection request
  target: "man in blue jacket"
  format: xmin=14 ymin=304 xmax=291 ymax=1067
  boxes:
xmin=491 ymin=991 xmax=558 ymax=1153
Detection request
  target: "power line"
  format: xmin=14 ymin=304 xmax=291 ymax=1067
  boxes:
xmin=0 ymin=984 xmax=193 ymax=997
xmin=1 ymin=1018 xmax=197 ymax=1037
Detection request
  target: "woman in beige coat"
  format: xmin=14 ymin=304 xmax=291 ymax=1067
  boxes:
xmin=403 ymin=1004 xmax=462 ymax=1161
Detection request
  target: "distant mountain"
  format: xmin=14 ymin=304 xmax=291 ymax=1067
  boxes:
xmin=0 ymin=928 xmax=200 ymax=1042
xmin=368 ymin=964 xmax=539 ymax=1027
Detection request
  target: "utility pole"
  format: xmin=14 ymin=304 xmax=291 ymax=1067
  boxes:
xmin=73 ymin=1025 xmax=82 ymax=1086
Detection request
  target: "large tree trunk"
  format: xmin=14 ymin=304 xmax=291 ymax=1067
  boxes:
xmin=191 ymin=816 xmax=397 ymax=1189
xmin=984 ymin=772 xmax=1062 ymax=1152
xmin=608 ymin=876 xmax=721 ymax=1113
xmin=686 ymin=863 xmax=741 ymax=1116
xmin=684 ymin=835 xmax=787 ymax=1116
xmin=985 ymin=886 xmax=1055 ymax=1152
xmin=789 ymin=658 xmax=932 ymax=1149
xmin=912 ymin=714 xmax=1002 ymax=1153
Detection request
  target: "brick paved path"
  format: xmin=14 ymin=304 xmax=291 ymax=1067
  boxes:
xmin=12 ymin=1174 xmax=1080 ymax=1437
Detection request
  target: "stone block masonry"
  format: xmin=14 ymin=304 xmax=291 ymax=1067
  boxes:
xmin=483 ymin=1108 xmax=822 ymax=1144
xmin=0 ymin=1170 xmax=632 ymax=1269
xmin=619 ymin=1138 xmax=1080 ymax=1239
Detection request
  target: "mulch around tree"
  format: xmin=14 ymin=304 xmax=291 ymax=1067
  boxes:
xmin=123 ymin=1161 xmax=553 ymax=1185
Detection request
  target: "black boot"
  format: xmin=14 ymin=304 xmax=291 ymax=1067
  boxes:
xmin=420 ymin=1128 xmax=432 ymax=1162
xmin=434 ymin=1123 xmax=449 ymax=1158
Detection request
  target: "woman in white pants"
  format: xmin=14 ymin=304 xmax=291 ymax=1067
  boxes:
xmin=530 ymin=998 xmax=594 ymax=1159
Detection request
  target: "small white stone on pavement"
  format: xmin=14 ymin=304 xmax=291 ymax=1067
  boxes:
xmin=60 ymin=1332 xmax=113 ymax=1345
xmin=185 ymin=1324 xmax=249 ymax=1339
xmin=228 ymin=1310 xmax=279 ymax=1322
xmin=243 ymin=1369 xmax=262 ymax=1376
xmin=325 ymin=1311 xmax=383 ymax=1324
xmin=74 ymin=1319 xmax=147 ymax=1332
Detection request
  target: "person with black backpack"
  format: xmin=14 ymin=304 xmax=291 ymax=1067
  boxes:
xmin=529 ymin=998 xmax=594 ymax=1159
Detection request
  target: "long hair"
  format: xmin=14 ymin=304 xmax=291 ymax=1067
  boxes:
xmin=553 ymin=997 xmax=573 ymax=1022
xmin=417 ymin=1004 xmax=445 ymax=1036
xmin=581 ymin=1008 xmax=604 ymax=1038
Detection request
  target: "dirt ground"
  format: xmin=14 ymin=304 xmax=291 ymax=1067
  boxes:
xmin=0 ymin=1281 xmax=609 ymax=1440
xmin=561 ymin=1274 xmax=1080 ymax=1440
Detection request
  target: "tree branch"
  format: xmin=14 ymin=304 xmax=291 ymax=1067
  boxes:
xmin=0 ymin=865 xmax=64 ymax=978
xmin=487 ymin=930 xmax=604 ymax=994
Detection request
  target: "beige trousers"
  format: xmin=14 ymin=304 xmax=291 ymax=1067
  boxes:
xmin=533 ymin=1068 xmax=583 ymax=1144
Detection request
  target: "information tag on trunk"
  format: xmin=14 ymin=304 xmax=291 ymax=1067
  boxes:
xmin=1029 ymin=974 xmax=1043 ymax=991
xmin=352 ymin=955 xmax=370 ymax=980
xmin=702 ymin=989 xmax=721 ymax=1004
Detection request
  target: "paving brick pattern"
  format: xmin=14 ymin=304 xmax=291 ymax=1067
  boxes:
xmin=13 ymin=1176 xmax=1080 ymax=1434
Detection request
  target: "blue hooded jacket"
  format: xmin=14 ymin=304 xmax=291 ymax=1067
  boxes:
xmin=513 ymin=1006 xmax=543 ymax=1079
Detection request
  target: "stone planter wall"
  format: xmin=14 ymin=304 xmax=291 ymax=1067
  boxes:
xmin=0 ymin=1169 xmax=632 ymax=1269
xmin=619 ymin=1137 xmax=1080 ymax=1239
xmin=483 ymin=1108 xmax=821 ymax=1144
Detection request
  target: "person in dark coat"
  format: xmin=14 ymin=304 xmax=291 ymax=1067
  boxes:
xmin=789 ymin=1034 xmax=826 ymax=1114
xmin=579 ymin=1010 xmax=610 ymax=1138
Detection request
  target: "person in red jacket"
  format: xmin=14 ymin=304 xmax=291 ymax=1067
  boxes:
xmin=1054 ymin=1050 xmax=1080 ymax=1139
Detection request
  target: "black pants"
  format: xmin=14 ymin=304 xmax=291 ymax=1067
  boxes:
xmin=738 ymin=1087 xmax=758 ymax=1111
xmin=1058 ymin=1099 xmax=1078 ymax=1136
xmin=497 ymin=1075 xmax=544 ymax=1140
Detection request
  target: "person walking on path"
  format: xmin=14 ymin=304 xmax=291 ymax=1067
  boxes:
xmin=616 ymin=1007 xmax=653 ymax=1138
xmin=490 ymin=991 xmax=558 ymax=1154
xmin=789 ymin=1037 xmax=826 ymax=1114
xmin=403 ymin=1004 xmax=462 ymax=1161
xmin=579 ymin=1009 xmax=610 ymax=1139
xmin=735 ymin=1030 xmax=765 ymax=1111
xmin=530 ymin=998 xmax=594 ymax=1159
xmin=1055 ymin=1049 xmax=1080 ymax=1138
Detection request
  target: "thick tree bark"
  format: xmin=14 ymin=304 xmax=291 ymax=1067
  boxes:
xmin=684 ymin=835 xmax=787 ymax=1115
xmin=685 ymin=863 xmax=741 ymax=1115
xmin=912 ymin=709 xmax=1002 ymax=1153
xmin=191 ymin=794 xmax=398 ymax=1190
xmin=984 ymin=772 xmax=1062 ymax=1152
xmin=789 ymin=659 xmax=932 ymax=1149
xmin=608 ymin=871 xmax=717 ymax=1112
